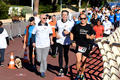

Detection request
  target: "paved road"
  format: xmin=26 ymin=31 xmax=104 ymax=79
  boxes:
xmin=0 ymin=37 xmax=103 ymax=80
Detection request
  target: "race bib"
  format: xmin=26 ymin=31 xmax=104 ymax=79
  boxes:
xmin=78 ymin=46 xmax=87 ymax=53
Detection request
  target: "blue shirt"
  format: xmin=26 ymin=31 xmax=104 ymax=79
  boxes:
xmin=109 ymin=14 xmax=114 ymax=23
xmin=76 ymin=20 xmax=81 ymax=24
xmin=115 ymin=13 xmax=120 ymax=21
xmin=24 ymin=25 xmax=35 ymax=45
xmin=87 ymin=15 xmax=92 ymax=24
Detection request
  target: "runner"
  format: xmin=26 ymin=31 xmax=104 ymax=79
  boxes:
xmin=70 ymin=14 xmax=95 ymax=80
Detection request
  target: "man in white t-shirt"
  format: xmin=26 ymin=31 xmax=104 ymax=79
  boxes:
xmin=0 ymin=21 xmax=9 ymax=66
xmin=32 ymin=14 xmax=53 ymax=78
xmin=103 ymin=16 xmax=113 ymax=37
xmin=33 ymin=11 xmax=40 ymax=25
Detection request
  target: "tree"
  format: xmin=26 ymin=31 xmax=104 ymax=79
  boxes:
xmin=34 ymin=0 xmax=39 ymax=13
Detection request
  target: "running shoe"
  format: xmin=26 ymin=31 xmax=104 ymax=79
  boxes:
xmin=40 ymin=72 xmax=45 ymax=78
xmin=75 ymin=74 xmax=81 ymax=80
xmin=58 ymin=68 xmax=64 ymax=77
xmin=81 ymin=74 xmax=85 ymax=80
xmin=64 ymin=66 xmax=68 ymax=75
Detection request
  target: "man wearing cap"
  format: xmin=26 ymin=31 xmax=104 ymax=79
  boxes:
xmin=23 ymin=17 xmax=36 ymax=68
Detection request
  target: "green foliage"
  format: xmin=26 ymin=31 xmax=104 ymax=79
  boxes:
xmin=11 ymin=8 xmax=19 ymax=17
xmin=81 ymin=1 xmax=87 ymax=8
xmin=38 ymin=4 xmax=60 ymax=14
xmin=56 ymin=4 xmax=60 ymax=12
xmin=21 ymin=6 xmax=33 ymax=17
xmin=39 ymin=5 xmax=53 ymax=13
xmin=0 ymin=0 xmax=9 ymax=19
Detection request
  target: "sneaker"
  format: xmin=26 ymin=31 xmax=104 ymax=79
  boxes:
xmin=0 ymin=63 xmax=4 ymax=67
xmin=81 ymin=74 xmax=85 ymax=80
xmin=64 ymin=66 xmax=68 ymax=75
xmin=75 ymin=74 xmax=81 ymax=80
xmin=40 ymin=72 xmax=45 ymax=78
xmin=58 ymin=69 xmax=64 ymax=77
xmin=0 ymin=64 xmax=4 ymax=67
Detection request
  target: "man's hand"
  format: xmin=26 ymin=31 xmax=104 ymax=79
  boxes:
xmin=72 ymin=42 xmax=76 ymax=47
xmin=86 ymin=34 xmax=95 ymax=39
xmin=23 ymin=44 xmax=26 ymax=49
xmin=86 ymin=34 xmax=90 ymax=39
xmin=56 ymin=34 xmax=60 ymax=39
xmin=32 ymin=43 xmax=36 ymax=48
xmin=50 ymin=40 xmax=54 ymax=45
xmin=64 ymin=30 xmax=69 ymax=35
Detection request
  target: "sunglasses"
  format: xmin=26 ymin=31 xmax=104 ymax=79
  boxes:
xmin=43 ymin=18 xmax=47 ymax=19
xmin=80 ymin=18 xmax=86 ymax=20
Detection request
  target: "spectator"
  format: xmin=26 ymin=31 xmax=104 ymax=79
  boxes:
xmin=0 ymin=21 xmax=9 ymax=66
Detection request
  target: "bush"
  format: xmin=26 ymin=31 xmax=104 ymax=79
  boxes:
xmin=39 ymin=5 xmax=53 ymax=14
xmin=21 ymin=6 xmax=33 ymax=17
xmin=56 ymin=4 xmax=60 ymax=12
xmin=38 ymin=4 xmax=60 ymax=14
xmin=0 ymin=1 xmax=9 ymax=19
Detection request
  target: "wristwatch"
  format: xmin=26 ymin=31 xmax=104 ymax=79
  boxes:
xmin=71 ymin=40 xmax=75 ymax=43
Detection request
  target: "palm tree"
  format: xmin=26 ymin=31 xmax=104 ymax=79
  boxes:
xmin=34 ymin=0 xmax=39 ymax=13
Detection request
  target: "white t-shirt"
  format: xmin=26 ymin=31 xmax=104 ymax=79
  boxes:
xmin=103 ymin=21 xmax=112 ymax=35
xmin=34 ymin=16 xmax=40 ymax=25
xmin=56 ymin=20 xmax=74 ymax=45
xmin=32 ymin=23 xmax=52 ymax=48
xmin=0 ymin=29 xmax=8 ymax=49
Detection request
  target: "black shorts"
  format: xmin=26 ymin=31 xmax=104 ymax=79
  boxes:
xmin=75 ymin=45 xmax=91 ymax=58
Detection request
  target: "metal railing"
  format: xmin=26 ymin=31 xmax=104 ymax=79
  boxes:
xmin=3 ymin=21 xmax=29 ymax=40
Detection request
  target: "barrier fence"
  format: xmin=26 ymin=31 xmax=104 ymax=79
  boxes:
xmin=2 ymin=12 xmax=80 ymax=40
xmin=3 ymin=21 xmax=29 ymax=40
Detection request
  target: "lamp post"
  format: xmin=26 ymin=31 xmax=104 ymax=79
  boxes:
xmin=60 ymin=0 xmax=62 ymax=12
xmin=78 ymin=0 xmax=81 ymax=11
xmin=31 ymin=0 xmax=34 ymax=11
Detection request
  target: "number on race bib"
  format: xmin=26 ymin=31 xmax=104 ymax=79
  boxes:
xmin=78 ymin=46 xmax=87 ymax=53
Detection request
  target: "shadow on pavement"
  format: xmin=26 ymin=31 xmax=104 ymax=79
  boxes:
xmin=68 ymin=48 xmax=103 ymax=80
xmin=47 ymin=64 xmax=59 ymax=76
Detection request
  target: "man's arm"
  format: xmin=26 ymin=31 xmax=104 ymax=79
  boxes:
xmin=32 ymin=34 xmax=36 ymax=48
xmin=70 ymin=32 xmax=76 ymax=47
xmin=49 ymin=34 xmax=54 ymax=45
xmin=23 ymin=35 xmax=27 ymax=49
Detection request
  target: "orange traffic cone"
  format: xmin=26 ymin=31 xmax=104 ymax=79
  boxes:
xmin=8 ymin=52 xmax=16 ymax=69
xmin=23 ymin=48 xmax=29 ymax=63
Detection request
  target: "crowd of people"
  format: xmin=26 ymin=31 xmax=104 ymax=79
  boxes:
xmin=0 ymin=5 xmax=120 ymax=80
